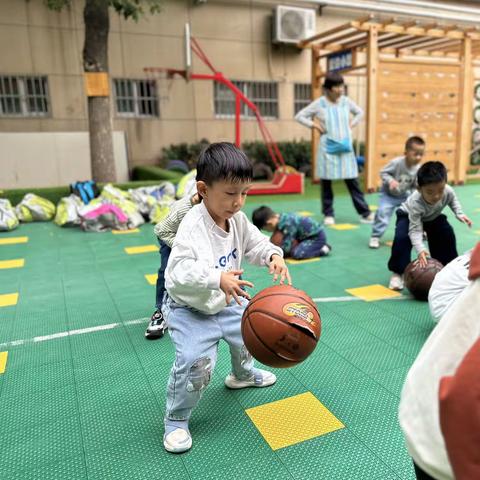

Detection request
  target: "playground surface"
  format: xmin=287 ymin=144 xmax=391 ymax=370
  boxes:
xmin=0 ymin=183 xmax=478 ymax=480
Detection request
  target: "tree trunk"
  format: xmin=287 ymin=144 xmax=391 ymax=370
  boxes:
xmin=83 ymin=0 xmax=116 ymax=183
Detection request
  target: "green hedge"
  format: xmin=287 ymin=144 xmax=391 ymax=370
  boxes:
xmin=131 ymin=165 xmax=183 ymax=182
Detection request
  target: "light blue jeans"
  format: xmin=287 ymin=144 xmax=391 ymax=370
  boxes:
xmin=371 ymin=191 xmax=407 ymax=239
xmin=162 ymin=296 xmax=254 ymax=425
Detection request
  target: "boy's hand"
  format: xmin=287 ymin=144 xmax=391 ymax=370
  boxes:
xmin=389 ymin=179 xmax=400 ymax=191
xmin=220 ymin=270 xmax=254 ymax=306
xmin=458 ymin=214 xmax=472 ymax=227
xmin=417 ymin=250 xmax=429 ymax=268
xmin=269 ymin=254 xmax=292 ymax=285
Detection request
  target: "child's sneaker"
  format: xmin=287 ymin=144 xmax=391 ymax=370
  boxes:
xmin=224 ymin=368 xmax=276 ymax=389
xmin=324 ymin=216 xmax=335 ymax=226
xmin=369 ymin=237 xmax=380 ymax=249
xmin=320 ymin=244 xmax=331 ymax=256
xmin=389 ymin=273 xmax=404 ymax=291
xmin=145 ymin=310 xmax=166 ymax=339
xmin=163 ymin=428 xmax=192 ymax=453
xmin=360 ymin=212 xmax=375 ymax=224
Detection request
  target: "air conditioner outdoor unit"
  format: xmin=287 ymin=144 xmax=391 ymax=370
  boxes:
xmin=273 ymin=5 xmax=316 ymax=45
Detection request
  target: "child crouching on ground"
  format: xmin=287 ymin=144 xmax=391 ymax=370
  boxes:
xmin=162 ymin=142 xmax=291 ymax=453
xmin=252 ymin=206 xmax=331 ymax=259
xmin=387 ymin=161 xmax=472 ymax=291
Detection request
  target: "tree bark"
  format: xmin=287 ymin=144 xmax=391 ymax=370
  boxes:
xmin=83 ymin=0 xmax=116 ymax=183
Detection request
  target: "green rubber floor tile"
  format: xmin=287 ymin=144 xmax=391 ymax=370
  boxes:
xmin=385 ymin=330 xmax=432 ymax=359
xmin=377 ymin=300 xmax=433 ymax=329
xmin=192 ymin=451 xmax=294 ymax=480
xmin=370 ymin=365 xmax=411 ymax=398
xmin=339 ymin=339 xmax=413 ymax=375
xmin=5 ymin=455 xmax=87 ymax=480
xmin=0 ymin=383 xmax=78 ymax=431
xmin=84 ymin=438 xmax=190 ymax=480
xmin=69 ymin=327 xmax=134 ymax=358
xmin=4 ymin=337 xmax=72 ymax=368
xmin=1 ymin=359 xmax=75 ymax=398
xmin=349 ymin=413 xmax=414 ymax=477
xmin=350 ymin=314 xmax=425 ymax=342
xmin=313 ymin=374 xmax=399 ymax=426
xmin=0 ymin=416 xmax=83 ymax=476
xmin=291 ymin=343 xmax=366 ymax=390
xmin=80 ymin=398 xmax=162 ymax=453
xmin=76 ymin=370 xmax=154 ymax=413
xmin=277 ymin=427 xmax=399 ymax=480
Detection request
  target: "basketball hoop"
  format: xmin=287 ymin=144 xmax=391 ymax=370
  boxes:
xmin=144 ymin=67 xmax=186 ymax=106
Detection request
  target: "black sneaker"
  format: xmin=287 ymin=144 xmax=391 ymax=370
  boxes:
xmin=145 ymin=310 xmax=167 ymax=340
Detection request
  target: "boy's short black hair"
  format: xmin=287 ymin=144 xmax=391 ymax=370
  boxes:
xmin=417 ymin=161 xmax=447 ymax=187
xmin=405 ymin=136 xmax=425 ymax=151
xmin=196 ymin=142 xmax=253 ymax=185
xmin=252 ymin=206 xmax=276 ymax=230
xmin=323 ymin=72 xmax=345 ymax=90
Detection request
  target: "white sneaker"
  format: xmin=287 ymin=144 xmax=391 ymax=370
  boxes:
xmin=360 ymin=212 xmax=375 ymax=224
xmin=163 ymin=428 xmax=192 ymax=453
xmin=369 ymin=237 xmax=380 ymax=249
xmin=388 ymin=273 xmax=404 ymax=291
xmin=224 ymin=369 xmax=277 ymax=389
xmin=324 ymin=216 xmax=335 ymax=226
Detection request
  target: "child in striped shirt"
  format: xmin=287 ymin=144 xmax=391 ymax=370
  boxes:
xmin=144 ymin=192 xmax=201 ymax=339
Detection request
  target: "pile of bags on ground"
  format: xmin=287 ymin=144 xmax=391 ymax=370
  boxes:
xmin=0 ymin=170 xmax=197 ymax=233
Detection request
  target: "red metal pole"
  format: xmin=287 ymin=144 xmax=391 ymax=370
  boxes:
xmin=235 ymin=94 xmax=241 ymax=147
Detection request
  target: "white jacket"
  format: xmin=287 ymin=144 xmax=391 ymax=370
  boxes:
xmin=399 ymin=246 xmax=480 ymax=480
xmin=165 ymin=202 xmax=283 ymax=315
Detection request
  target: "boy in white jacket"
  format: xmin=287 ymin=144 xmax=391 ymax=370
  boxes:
xmin=162 ymin=143 xmax=291 ymax=453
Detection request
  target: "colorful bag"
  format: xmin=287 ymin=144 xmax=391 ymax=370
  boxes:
xmin=15 ymin=194 xmax=56 ymax=222
xmin=0 ymin=199 xmax=19 ymax=231
xmin=54 ymin=194 xmax=83 ymax=227
xmin=70 ymin=181 xmax=100 ymax=205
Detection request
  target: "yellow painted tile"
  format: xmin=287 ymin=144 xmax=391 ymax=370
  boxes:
xmin=145 ymin=274 xmax=158 ymax=285
xmin=0 ymin=236 xmax=28 ymax=245
xmin=0 ymin=351 xmax=8 ymax=374
xmin=475 ymin=230 xmax=480 ymax=236
xmin=0 ymin=293 xmax=18 ymax=307
xmin=246 ymin=392 xmax=344 ymax=450
xmin=369 ymin=205 xmax=378 ymax=211
xmin=296 ymin=211 xmax=314 ymax=217
xmin=124 ymin=245 xmax=158 ymax=255
xmin=328 ymin=223 xmax=358 ymax=231
xmin=0 ymin=259 xmax=24 ymax=269
xmin=346 ymin=284 xmax=402 ymax=302
xmin=286 ymin=257 xmax=321 ymax=264
xmin=385 ymin=241 xmax=393 ymax=247
xmin=112 ymin=228 xmax=140 ymax=234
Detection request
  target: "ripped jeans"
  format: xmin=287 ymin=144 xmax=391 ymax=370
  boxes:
xmin=162 ymin=297 xmax=254 ymax=424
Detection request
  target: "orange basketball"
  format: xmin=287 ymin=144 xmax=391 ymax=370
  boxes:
xmin=241 ymin=284 xmax=321 ymax=368
xmin=404 ymin=257 xmax=444 ymax=301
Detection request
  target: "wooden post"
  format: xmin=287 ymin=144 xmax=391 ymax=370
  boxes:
xmin=455 ymin=36 xmax=473 ymax=184
xmin=311 ymin=45 xmax=323 ymax=183
xmin=365 ymin=25 xmax=379 ymax=192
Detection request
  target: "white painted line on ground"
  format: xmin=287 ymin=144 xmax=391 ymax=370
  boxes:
xmin=0 ymin=294 xmax=407 ymax=349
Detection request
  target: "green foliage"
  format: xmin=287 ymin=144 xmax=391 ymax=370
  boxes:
xmin=43 ymin=0 xmax=163 ymax=20
xmin=131 ymin=166 xmax=183 ymax=182
xmin=159 ymin=138 xmax=210 ymax=170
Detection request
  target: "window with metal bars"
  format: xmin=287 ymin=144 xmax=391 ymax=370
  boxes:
xmin=214 ymin=81 xmax=278 ymax=119
xmin=294 ymin=83 xmax=312 ymax=114
xmin=0 ymin=76 xmax=49 ymax=117
xmin=113 ymin=79 xmax=159 ymax=118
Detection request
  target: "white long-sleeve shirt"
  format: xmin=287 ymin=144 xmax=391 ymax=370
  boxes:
xmin=165 ymin=202 xmax=283 ymax=315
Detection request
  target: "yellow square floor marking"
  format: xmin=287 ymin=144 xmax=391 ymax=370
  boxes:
xmin=346 ymin=284 xmax=402 ymax=302
xmin=246 ymin=392 xmax=344 ymax=450
xmin=0 ymin=259 xmax=24 ymax=269
xmin=124 ymin=245 xmax=158 ymax=255
xmin=475 ymin=230 xmax=480 ymax=235
xmin=286 ymin=257 xmax=321 ymax=264
xmin=328 ymin=223 xmax=358 ymax=231
xmin=385 ymin=241 xmax=393 ymax=247
xmin=145 ymin=274 xmax=158 ymax=285
xmin=369 ymin=205 xmax=378 ymax=211
xmin=112 ymin=228 xmax=140 ymax=234
xmin=0 ymin=352 xmax=8 ymax=374
xmin=296 ymin=211 xmax=314 ymax=217
xmin=0 ymin=236 xmax=28 ymax=245
xmin=0 ymin=293 xmax=19 ymax=307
